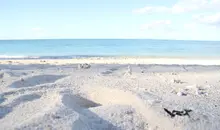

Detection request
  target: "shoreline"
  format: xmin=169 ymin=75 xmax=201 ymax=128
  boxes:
xmin=0 ymin=56 xmax=220 ymax=65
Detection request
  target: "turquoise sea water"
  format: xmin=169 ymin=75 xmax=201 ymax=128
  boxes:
xmin=0 ymin=39 xmax=220 ymax=59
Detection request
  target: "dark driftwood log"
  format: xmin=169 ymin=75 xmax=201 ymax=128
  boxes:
xmin=164 ymin=108 xmax=192 ymax=118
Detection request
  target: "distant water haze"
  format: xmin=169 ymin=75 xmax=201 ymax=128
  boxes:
xmin=0 ymin=39 xmax=220 ymax=59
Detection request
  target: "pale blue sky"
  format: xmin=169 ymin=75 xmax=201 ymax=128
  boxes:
xmin=1 ymin=0 xmax=220 ymax=40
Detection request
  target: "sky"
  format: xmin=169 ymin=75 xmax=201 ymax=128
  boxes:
xmin=0 ymin=0 xmax=220 ymax=40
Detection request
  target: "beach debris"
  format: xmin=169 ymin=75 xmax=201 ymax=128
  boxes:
xmin=77 ymin=64 xmax=82 ymax=69
xmin=177 ymin=91 xmax=187 ymax=96
xmin=124 ymin=65 xmax=132 ymax=76
xmin=195 ymin=88 xmax=208 ymax=96
xmin=195 ymin=90 xmax=203 ymax=95
xmin=78 ymin=63 xmax=91 ymax=69
xmin=171 ymin=72 xmax=177 ymax=75
xmin=51 ymin=114 xmax=61 ymax=119
xmin=164 ymin=108 xmax=192 ymax=118
xmin=83 ymin=63 xmax=91 ymax=69
xmin=182 ymin=65 xmax=188 ymax=71
xmin=171 ymin=79 xmax=184 ymax=84
xmin=21 ymin=78 xmax=24 ymax=82
xmin=40 ymin=60 xmax=46 ymax=63
xmin=127 ymin=65 xmax=132 ymax=75
xmin=170 ymin=88 xmax=187 ymax=96
xmin=185 ymin=84 xmax=208 ymax=96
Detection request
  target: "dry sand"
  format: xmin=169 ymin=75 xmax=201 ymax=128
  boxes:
xmin=0 ymin=57 xmax=220 ymax=130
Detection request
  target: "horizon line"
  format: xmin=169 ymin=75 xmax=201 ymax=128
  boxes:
xmin=0 ymin=38 xmax=220 ymax=42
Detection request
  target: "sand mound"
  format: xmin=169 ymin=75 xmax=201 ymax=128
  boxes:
xmin=15 ymin=92 xmax=107 ymax=130
xmin=0 ymin=92 xmax=59 ymax=129
xmin=9 ymin=75 xmax=66 ymax=88
xmin=87 ymin=87 xmax=180 ymax=130
xmin=0 ymin=93 xmax=41 ymax=119
xmin=60 ymin=93 xmax=120 ymax=130
xmin=17 ymin=106 xmax=81 ymax=130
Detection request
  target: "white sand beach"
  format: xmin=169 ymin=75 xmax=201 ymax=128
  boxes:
xmin=1 ymin=57 xmax=220 ymax=130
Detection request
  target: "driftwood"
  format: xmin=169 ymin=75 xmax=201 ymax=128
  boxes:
xmin=78 ymin=63 xmax=91 ymax=69
xmin=164 ymin=108 xmax=192 ymax=118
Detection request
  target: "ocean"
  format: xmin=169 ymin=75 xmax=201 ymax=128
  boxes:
xmin=0 ymin=39 xmax=220 ymax=59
